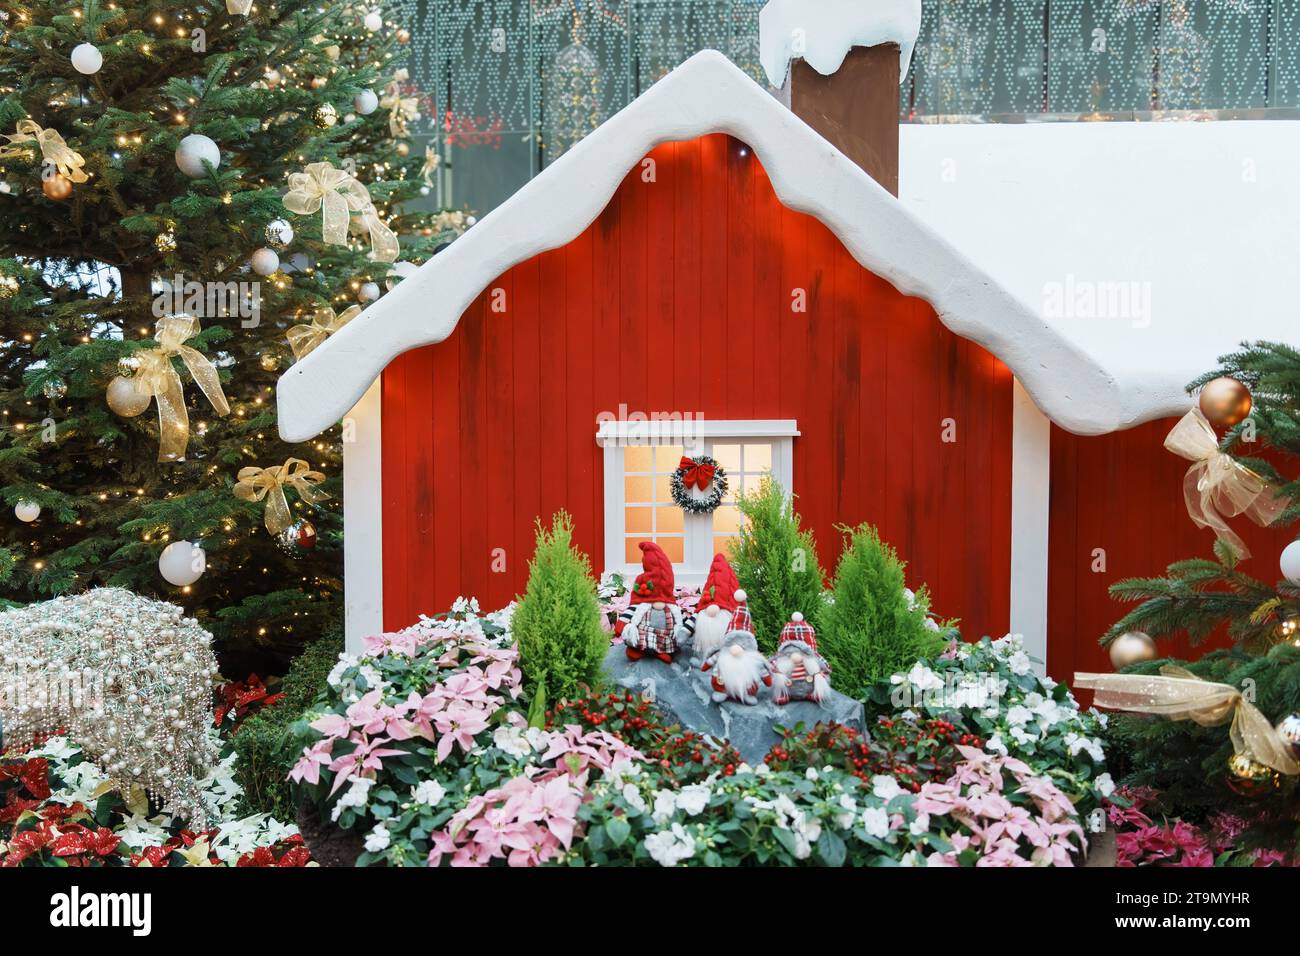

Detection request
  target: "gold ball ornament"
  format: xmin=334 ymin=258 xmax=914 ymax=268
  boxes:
xmin=1108 ymin=631 xmax=1157 ymax=669
xmin=155 ymin=230 xmax=177 ymax=254
xmin=397 ymin=28 xmax=411 ymax=43
xmin=259 ymin=351 xmax=280 ymax=372
xmin=1198 ymin=376 xmax=1253 ymax=429
xmin=313 ymin=103 xmax=338 ymax=129
xmin=395 ymin=140 xmax=410 ymax=157
xmin=310 ymin=76 xmax=328 ymax=90
xmin=42 ymin=172 xmax=74 ymax=201
xmin=106 ymin=374 xmax=152 ymax=417
xmin=0 ymin=275 xmax=19 ymax=299
xmin=1225 ymin=752 xmax=1280 ymax=798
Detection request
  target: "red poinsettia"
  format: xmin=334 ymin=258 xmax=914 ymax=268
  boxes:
xmin=214 ymin=674 xmax=286 ymax=730
xmin=236 ymin=835 xmax=312 ymax=867
xmin=50 ymin=824 xmax=122 ymax=863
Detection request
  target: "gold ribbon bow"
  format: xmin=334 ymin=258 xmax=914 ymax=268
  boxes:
xmin=225 ymin=0 xmax=253 ymax=14
xmin=1076 ymin=666 xmax=1300 ymax=776
xmin=136 ymin=316 xmax=231 ymax=462
xmin=282 ymin=162 xmax=398 ymax=262
xmin=1163 ymin=408 xmax=1286 ymax=559
xmin=233 ymin=458 xmax=329 ymax=534
xmin=380 ymin=83 xmax=420 ymax=139
xmin=420 ymin=145 xmax=440 ymax=188
xmin=0 ymin=120 xmax=88 ymax=182
xmin=286 ymin=304 xmax=360 ymax=360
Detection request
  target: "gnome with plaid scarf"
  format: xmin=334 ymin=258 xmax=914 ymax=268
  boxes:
xmin=770 ymin=612 xmax=832 ymax=705
xmin=691 ymin=553 xmax=746 ymax=664
xmin=616 ymin=541 xmax=694 ymax=663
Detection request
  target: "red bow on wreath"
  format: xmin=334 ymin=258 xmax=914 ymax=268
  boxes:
xmin=678 ymin=456 xmax=716 ymax=491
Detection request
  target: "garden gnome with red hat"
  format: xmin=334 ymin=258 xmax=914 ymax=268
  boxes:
xmin=692 ymin=553 xmax=745 ymax=663
xmin=617 ymin=541 xmax=694 ymax=663
xmin=770 ymin=612 xmax=832 ymax=705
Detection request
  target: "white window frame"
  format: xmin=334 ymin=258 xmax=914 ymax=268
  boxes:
xmin=597 ymin=419 xmax=799 ymax=586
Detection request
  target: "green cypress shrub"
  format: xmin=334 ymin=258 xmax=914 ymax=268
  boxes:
xmin=513 ymin=511 xmax=608 ymax=706
xmin=233 ymin=630 xmax=344 ymax=817
xmin=819 ymin=524 xmax=948 ymax=695
xmin=730 ymin=477 xmax=826 ymax=653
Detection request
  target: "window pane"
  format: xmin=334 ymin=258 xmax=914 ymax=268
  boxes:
xmin=653 ymin=474 xmax=672 ymax=502
xmin=625 ymin=506 xmax=652 ymax=534
xmin=744 ymin=443 xmax=772 ymax=472
xmin=656 ymin=506 xmax=683 ymax=533
xmin=713 ymin=505 xmax=741 ymax=533
xmin=657 ymin=536 xmax=684 ymax=563
xmin=625 ymin=537 xmax=645 ymax=563
xmin=654 ymin=445 xmax=683 ymax=471
xmin=713 ymin=534 xmax=739 ymax=557
xmin=624 ymin=445 xmax=653 ymax=473
xmin=712 ymin=443 xmax=740 ymax=471
xmin=624 ymin=474 xmax=653 ymax=503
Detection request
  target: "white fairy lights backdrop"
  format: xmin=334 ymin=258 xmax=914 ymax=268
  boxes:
xmin=398 ymin=0 xmax=1300 ymax=215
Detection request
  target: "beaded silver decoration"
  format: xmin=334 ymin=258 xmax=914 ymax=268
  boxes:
xmin=0 ymin=588 xmax=220 ymax=827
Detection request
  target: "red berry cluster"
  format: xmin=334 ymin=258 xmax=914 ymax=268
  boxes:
xmin=765 ymin=719 xmax=982 ymax=792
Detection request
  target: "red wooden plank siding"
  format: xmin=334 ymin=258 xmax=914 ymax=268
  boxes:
xmin=380 ymin=134 xmax=1014 ymax=640
xmin=1047 ymin=421 xmax=1297 ymax=685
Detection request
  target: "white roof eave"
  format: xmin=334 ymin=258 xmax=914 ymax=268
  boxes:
xmin=277 ymin=50 xmax=1145 ymax=443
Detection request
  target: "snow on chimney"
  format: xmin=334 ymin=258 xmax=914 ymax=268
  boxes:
xmin=760 ymin=0 xmax=921 ymax=195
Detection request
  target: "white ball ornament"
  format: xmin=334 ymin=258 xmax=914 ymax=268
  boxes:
xmin=106 ymin=374 xmax=153 ymax=417
xmin=385 ymin=260 xmax=418 ymax=290
xmin=363 ymin=11 xmax=383 ymax=31
xmin=159 ymin=541 xmax=206 ymax=587
xmin=14 ymin=500 xmax=40 ymax=523
xmin=734 ymin=589 xmax=747 ymax=603
xmin=359 ymin=281 xmax=381 ymax=303
xmin=175 ymin=134 xmax=220 ymax=179
xmin=250 ymin=247 xmax=280 ymax=276
xmin=354 ymin=89 xmax=379 ymax=115
xmin=265 ymin=218 xmax=294 ymax=249
xmin=71 ymin=42 xmax=103 ymax=75
xmin=1281 ymin=540 xmax=1300 ymax=586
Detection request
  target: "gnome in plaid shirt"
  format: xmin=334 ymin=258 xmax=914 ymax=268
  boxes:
xmin=615 ymin=541 xmax=694 ymax=663
xmin=770 ymin=612 xmax=832 ymax=705
xmin=691 ymin=553 xmax=746 ymax=664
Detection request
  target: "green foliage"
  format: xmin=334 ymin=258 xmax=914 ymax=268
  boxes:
xmin=1104 ymin=539 xmax=1290 ymax=653
xmin=819 ymin=524 xmax=948 ymax=693
xmin=512 ymin=511 xmax=608 ymax=706
xmin=730 ymin=476 xmax=826 ymax=653
xmin=1105 ymin=341 xmax=1300 ymax=660
xmin=232 ymin=630 xmax=343 ymax=818
xmin=1104 ymin=643 xmax=1300 ymax=851
xmin=0 ymin=1 xmax=470 ymax=673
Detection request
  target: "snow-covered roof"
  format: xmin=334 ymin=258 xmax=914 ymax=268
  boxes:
xmin=759 ymin=0 xmax=921 ymax=87
xmin=276 ymin=49 xmax=1135 ymax=443
xmin=899 ymin=120 xmax=1300 ymax=415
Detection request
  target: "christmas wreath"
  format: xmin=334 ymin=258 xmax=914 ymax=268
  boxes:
xmin=670 ymin=455 xmax=728 ymax=514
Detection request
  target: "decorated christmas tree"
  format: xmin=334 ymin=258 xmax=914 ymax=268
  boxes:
xmin=0 ymin=0 xmax=463 ymax=672
xmin=1096 ymin=341 xmax=1300 ymax=846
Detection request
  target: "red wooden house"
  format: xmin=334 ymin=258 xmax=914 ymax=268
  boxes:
xmin=276 ymin=23 xmax=1293 ymax=681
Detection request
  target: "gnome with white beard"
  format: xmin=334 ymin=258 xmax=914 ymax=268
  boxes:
xmin=616 ymin=541 xmax=694 ymax=664
xmin=691 ymin=553 xmax=745 ymax=664
xmin=700 ymin=631 xmax=772 ymax=705
xmin=770 ymin=612 xmax=832 ymax=705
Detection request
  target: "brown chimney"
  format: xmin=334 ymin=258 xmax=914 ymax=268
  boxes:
xmin=781 ymin=43 xmax=901 ymax=196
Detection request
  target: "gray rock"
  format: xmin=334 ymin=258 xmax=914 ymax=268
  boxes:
xmin=602 ymin=646 xmax=865 ymax=764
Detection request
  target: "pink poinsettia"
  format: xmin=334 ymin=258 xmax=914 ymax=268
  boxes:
xmin=327 ymin=736 xmax=406 ymax=795
xmin=363 ymin=630 xmax=420 ymax=657
xmin=433 ymin=702 xmax=491 ymax=763
xmin=288 ymin=740 xmax=334 ymax=786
